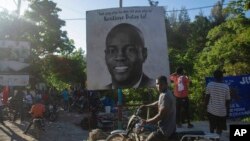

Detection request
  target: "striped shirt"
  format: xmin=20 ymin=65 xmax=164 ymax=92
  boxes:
xmin=206 ymin=82 xmax=230 ymax=117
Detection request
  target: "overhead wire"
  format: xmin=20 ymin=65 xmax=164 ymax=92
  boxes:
xmin=61 ymin=3 xmax=229 ymax=21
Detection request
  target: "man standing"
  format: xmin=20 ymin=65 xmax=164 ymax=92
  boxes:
xmin=141 ymin=76 xmax=176 ymax=141
xmin=170 ymin=67 xmax=193 ymax=128
xmin=104 ymin=23 xmax=154 ymax=89
xmin=205 ymin=69 xmax=230 ymax=135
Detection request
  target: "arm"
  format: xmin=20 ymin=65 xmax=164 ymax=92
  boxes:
xmin=140 ymin=101 xmax=158 ymax=109
xmin=146 ymin=105 xmax=167 ymax=124
xmin=205 ymin=84 xmax=210 ymax=107
xmin=226 ymin=100 xmax=230 ymax=117
xmin=29 ymin=105 xmax=34 ymax=114
xmin=205 ymin=94 xmax=210 ymax=107
xmin=226 ymin=87 xmax=231 ymax=117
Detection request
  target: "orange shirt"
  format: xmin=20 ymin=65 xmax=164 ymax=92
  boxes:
xmin=30 ymin=103 xmax=45 ymax=118
xmin=170 ymin=74 xmax=190 ymax=98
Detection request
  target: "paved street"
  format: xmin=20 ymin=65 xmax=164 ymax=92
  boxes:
xmin=0 ymin=109 xmax=248 ymax=141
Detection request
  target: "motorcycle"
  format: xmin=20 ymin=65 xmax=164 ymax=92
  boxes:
xmin=106 ymin=108 xmax=152 ymax=141
xmin=45 ymin=104 xmax=58 ymax=122
xmin=106 ymin=107 xmax=220 ymax=141
xmin=33 ymin=118 xmax=45 ymax=138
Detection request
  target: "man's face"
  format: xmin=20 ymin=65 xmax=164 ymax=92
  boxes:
xmin=105 ymin=32 xmax=146 ymax=85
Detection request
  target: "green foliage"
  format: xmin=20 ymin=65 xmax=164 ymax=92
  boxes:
xmin=0 ymin=1 xmax=86 ymax=92
xmin=24 ymin=0 xmax=74 ymax=56
xmin=42 ymin=49 xmax=86 ymax=90
xmin=123 ymin=88 xmax=158 ymax=105
xmin=196 ymin=17 xmax=250 ymax=77
xmin=210 ymin=0 xmax=228 ymax=26
xmin=225 ymin=0 xmax=250 ymax=18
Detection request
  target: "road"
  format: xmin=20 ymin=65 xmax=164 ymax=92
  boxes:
xmin=0 ymin=109 xmax=248 ymax=141
xmin=0 ymin=110 xmax=89 ymax=141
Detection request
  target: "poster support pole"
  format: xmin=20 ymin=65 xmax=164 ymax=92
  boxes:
xmin=117 ymin=88 xmax=123 ymax=129
xmin=117 ymin=0 xmax=123 ymax=130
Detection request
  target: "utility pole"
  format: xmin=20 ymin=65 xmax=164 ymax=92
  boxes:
xmin=119 ymin=0 xmax=122 ymax=8
xmin=17 ymin=0 xmax=21 ymax=16
xmin=13 ymin=0 xmax=21 ymax=16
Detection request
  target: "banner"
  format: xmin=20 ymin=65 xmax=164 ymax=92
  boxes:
xmin=0 ymin=40 xmax=30 ymax=86
xmin=206 ymin=75 xmax=250 ymax=118
xmin=0 ymin=74 xmax=29 ymax=86
xmin=86 ymin=7 xmax=170 ymax=90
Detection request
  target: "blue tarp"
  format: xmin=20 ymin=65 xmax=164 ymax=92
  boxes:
xmin=206 ymin=74 xmax=250 ymax=118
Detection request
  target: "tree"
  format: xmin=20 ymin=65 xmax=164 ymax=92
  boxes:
xmin=0 ymin=1 xmax=86 ymax=91
xmin=24 ymin=0 xmax=74 ymax=56
xmin=200 ymin=17 xmax=250 ymax=75
xmin=210 ymin=0 xmax=228 ymax=26
xmin=22 ymin=0 xmax=79 ymax=88
xmin=225 ymin=0 xmax=250 ymax=18
xmin=185 ymin=13 xmax=212 ymax=75
xmin=167 ymin=7 xmax=191 ymax=73
xmin=42 ymin=49 xmax=86 ymax=91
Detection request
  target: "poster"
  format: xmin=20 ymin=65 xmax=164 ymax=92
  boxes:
xmin=206 ymin=75 xmax=250 ymax=118
xmin=0 ymin=74 xmax=29 ymax=86
xmin=0 ymin=40 xmax=30 ymax=86
xmin=86 ymin=7 xmax=169 ymax=90
xmin=0 ymin=40 xmax=30 ymax=73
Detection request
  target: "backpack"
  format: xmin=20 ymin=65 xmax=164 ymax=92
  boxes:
xmin=177 ymin=76 xmax=184 ymax=92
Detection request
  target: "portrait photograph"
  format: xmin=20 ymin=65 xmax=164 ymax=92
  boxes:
xmin=86 ymin=6 xmax=170 ymax=90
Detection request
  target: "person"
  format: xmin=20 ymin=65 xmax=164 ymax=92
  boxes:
xmin=104 ymin=23 xmax=155 ymax=89
xmin=140 ymin=76 xmax=176 ymax=141
xmin=170 ymin=67 xmax=193 ymax=128
xmin=13 ymin=88 xmax=25 ymax=122
xmin=61 ymin=88 xmax=69 ymax=111
xmin=0 ymin=88 xmax=5 ymax=125
xmin=88 ymin=90 xmax=102 ymax=129
xmin=23 ymin=99 xmax=45 ymax=134
xmin=100 ymin=94 xmax=115 ymax=113
xmin=205 ymin=69 xmax=230 ymax=135
xmin=2 ymin=85 xmax=9 ymax=105
xmin=24 ymin=90 xmax=33 ymax=109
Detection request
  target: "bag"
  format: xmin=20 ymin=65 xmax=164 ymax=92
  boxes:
xmin=177 ymin=76 xmax=184 ymax=92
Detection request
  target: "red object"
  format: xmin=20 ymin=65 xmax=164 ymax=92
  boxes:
xmin=42 ymin=93 xmax=49 ymax=101
xmin=2 ymin=86 xmax=9 ymax=105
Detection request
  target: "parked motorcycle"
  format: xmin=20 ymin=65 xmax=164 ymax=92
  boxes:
xmin=106 ymin=107 xmax=220 ymax=141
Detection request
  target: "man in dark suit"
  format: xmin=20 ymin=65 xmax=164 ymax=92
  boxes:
xmin=104 ymin=23 xmax=154 ymax=89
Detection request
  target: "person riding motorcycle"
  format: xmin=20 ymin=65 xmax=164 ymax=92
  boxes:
xmin=23 ymin=98 xmax=45 ymax=134
xmin=140 ymin=76 xmax=176 ymax=141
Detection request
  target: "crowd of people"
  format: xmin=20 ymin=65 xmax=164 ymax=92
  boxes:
xmin=0 ymin=68 xmax=231 ymax=140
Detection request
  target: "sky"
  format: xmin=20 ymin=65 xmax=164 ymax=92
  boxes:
xmin=0 ymin=0 xmax=232 ymax=52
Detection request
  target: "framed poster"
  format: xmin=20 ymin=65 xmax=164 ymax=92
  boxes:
xmin=86 ymin=7 xmax=169 ymax=90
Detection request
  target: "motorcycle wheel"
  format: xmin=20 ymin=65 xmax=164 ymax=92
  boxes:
xmin=106 ymin=133 xmax=131 ymax=141
xmin=49 ymin=113 xmax=57 ymax=122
